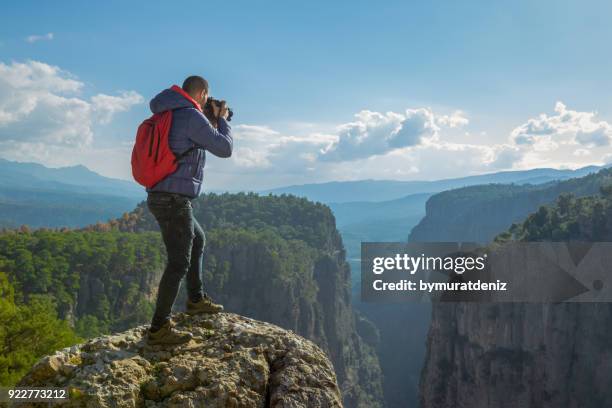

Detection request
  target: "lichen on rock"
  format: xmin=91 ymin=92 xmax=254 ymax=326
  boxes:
xmin=18 ymin=312 xmax=343 ymax=408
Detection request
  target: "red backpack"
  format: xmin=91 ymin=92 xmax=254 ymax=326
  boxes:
xmin=131 ymin=111 xmax=178 ymax=188
xmin=131 ymin=86 xmax=201 ymax=188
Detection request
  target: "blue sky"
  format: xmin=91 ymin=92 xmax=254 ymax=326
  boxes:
xmin=1 ymin=0 xmax=611 ymax=190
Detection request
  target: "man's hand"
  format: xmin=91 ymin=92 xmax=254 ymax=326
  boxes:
xmin=210 ymin=100 xmax=229 ymax=121
xmin=219 ymin=101 xmax=229 ymax=120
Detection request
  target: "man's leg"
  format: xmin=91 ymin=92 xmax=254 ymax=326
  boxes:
xmin=148 ymin=194 xmax=195 ymax=331
xmin=186 ymin=215 xmax=205 ymax=303
xmin=185 ymin=215 xmax=224 ymax=315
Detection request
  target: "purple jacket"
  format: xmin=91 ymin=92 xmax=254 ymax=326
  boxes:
xmin=146 ymin=87 xmax=233 ymax=198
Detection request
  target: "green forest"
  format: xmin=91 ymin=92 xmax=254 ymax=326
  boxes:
xmin=5 ymin=186 xmax=609 ymax=388
xmin=0 ymin=231 xmax=163 ymax=384
xmin=0 ymin=272 xmax=80 ymax=385
xmin=0 ymin=193 xmax=340 ymax=385
xmin=496 ymin=185 xmax=612 ymax=242
xmin=96 ymin=192 xmax=342 ymax=252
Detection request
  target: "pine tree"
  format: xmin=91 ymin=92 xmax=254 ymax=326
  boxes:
xmin=0 ymin=272 xmax=80 ymax=386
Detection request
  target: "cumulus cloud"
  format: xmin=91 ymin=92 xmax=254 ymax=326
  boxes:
xmin=203 ymin=107 xmax=530 ymax=190
xmin=230 ymin=125 xmax=279 ymax=168
xmin=318 ymin=107 xmax=466 ymax=162
xmin=208 ymin=105 xmax=544 ymax=190
xmin=209 ymin=101 xmax=612 ymax=190
xmin=92 ymin=91 xmax=144 ymax=124
xmin=2 ymin=64 xmax=608 ymax=188
xmin=229 ymin=124 xmax=332 ymax=170
xmin=436 ymin=110 xmax=469 ymax=128
xmin=0 ymin=60 xmax=142 ymax=149
xmin=575 ymin=127 xmax=612 ymax=147
xmin=486 ymin=144 xmax=524 ymax=169
xmin=208 ymin=135 xmax=528 ymax=191
xmin=511 ymin=101 xmax=612 ymax=149
xmin=25 ymin=33 xmax=54 ymax=43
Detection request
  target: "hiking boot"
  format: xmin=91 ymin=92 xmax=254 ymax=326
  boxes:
xmin=186 ymin=294 xmax=224 ymax=315
xmin=147 ymin=320 xmax=192 ymax=345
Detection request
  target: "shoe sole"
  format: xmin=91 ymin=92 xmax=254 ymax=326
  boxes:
xmin=185 ymin=306 xmax=223 ymax=316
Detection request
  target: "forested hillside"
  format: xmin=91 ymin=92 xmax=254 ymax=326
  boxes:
xmin=0 ymin=231 xmax=164 ymax=336
xmin=101 ymin=193 xmax=341 ymax=250
xmin=0 ymin=193 xmax=383 ymax=407
xmin=410 ymin=168 xmax=612 ymax=242
xmin=496 ymin=186 xmax=612 ymax=242
xmin=0 ymin=272 xmax=79 ymax=385
xmin=0 ymin=190 xmax=140 ymax=229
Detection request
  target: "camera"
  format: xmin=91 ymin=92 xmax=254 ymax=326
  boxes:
xmin=203 ymin=97 xmax=233 ymax=127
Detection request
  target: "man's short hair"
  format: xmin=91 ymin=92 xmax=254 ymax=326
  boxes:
xmin=182 ymin=76 xmax=209 ymax=95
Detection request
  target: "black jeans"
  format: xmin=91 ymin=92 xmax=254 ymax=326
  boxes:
xmin=147 ymin=192 xmax=205 ymax=330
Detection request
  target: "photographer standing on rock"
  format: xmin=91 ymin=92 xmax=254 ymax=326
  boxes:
xmin=144 ymin=76 xmax=233 ymax=345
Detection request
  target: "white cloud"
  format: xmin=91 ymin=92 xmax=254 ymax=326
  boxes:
xmin=229 ymin=125 xmax=278 ymax=168
xmin=204 ymin=104 xmax=567 ymax=190
xmin=436 ymin=110 xmax=469 ymax=128
xmin=229 ymin=124 xmax=332 ymax=170
xmin=511 ymin=101 xmax=612 ymax=148
xmin=575 ymin=127 xmax=612 ymax=147
xmin=92 ymin=91 xmax=144 ymax=124
xmin=206 ymin=136 xmax=525 ymax=191
xmin=202 ymin=108 xmax=526 ymax=190
xmin=1 ymin=64 xmax=609 ymax=189
xmin=486 ymin=144 xmax=523 ymax=169
xmin=25 ymin=33 xmax=54 ymax=43
xmin=0 ymin=60 xmax=142 ymax=149
xmin=207 ymin=101 xmax=612 ymax=190
xmin=574 ymin=148 xmax=590 ymax=157
xmin=498 ymin=101 xmax=612 ymax=173
xmin=318 ymin=107 xmax=466 ymax=162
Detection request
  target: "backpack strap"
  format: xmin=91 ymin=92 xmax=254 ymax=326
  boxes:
xmin=170 ymin=107 xmax=200 ymax=163
xmin=173 ymin=146 xmax=197 ymax=163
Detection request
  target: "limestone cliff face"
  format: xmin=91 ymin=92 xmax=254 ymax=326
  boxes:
xmin=19 ymin=312 xmax=343 ymax=408
xmin=420 ymin=303 xmax=612 ymax=408
xmin=72 ymin=264 xmax=163 ymax=325
xmin=418 ymin=176 xmax=612 ymax=408
xmin=107 ymin=194 xmax=385 ymax=408
xmin=174 ymin=238 xmax=383 ymax=408
xmin=311 ymin=254 xmax=383 ymax=408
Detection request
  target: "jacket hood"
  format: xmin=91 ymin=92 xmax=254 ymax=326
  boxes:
xmin=149 ymin=88 xmax=195 ymax=114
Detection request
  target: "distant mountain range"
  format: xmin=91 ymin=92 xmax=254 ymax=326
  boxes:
xmin=1 ymin=158 xmax=607 ymax=232
xmin=263 ymin=165 xmax=606 ymax=203
xmin=0 ymin=159 xmax=142 ymax=197
xmin=0 ymin=159 xmax=144 ymax=228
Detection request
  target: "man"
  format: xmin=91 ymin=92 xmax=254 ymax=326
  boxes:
xmin=146 ymin=75 xmax=233 ymax=345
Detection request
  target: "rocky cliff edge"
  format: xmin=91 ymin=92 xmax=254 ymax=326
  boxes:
xmin=18 ymin=312 xmax=343 ymax=408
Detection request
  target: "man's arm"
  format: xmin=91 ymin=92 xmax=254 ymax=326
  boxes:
xmin=188 ymin=112 xmax=233 ymax=158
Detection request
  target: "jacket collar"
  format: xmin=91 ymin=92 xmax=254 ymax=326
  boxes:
xmin=170 ymin=85 xmax=203 ymax=112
